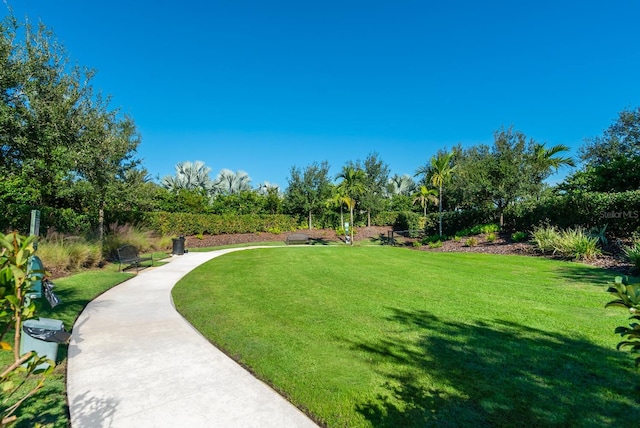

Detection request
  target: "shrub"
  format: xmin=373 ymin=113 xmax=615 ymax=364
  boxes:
xmin=486 ymin=232 xmax=496 ymax=243
xmin=589 ymin=225 xmax=608 ymax=246
xmin=394 ymin=211 xmax=422 ymax=237
xmin=511 ymin=231 xmax=528 ymax=242
xmin=428 ymin=240 xmax=443 ymax=249
xmin=421 ymin=234 xmax=445 ymax=245
xmin=465 ymin=237 xmax=478 ymax=247
xmin=623 ymin=242 xmax=640 ymax=270
xmin=531 ymin=225 xmax=561 ymax=254
xmin=554 ymin=227 xmax=601 ymax=260
xmin=412 ymin=241 xmax=422 ymax=248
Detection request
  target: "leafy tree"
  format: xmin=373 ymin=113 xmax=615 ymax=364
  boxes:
xmin=564 ymin=107 xmax=640 ymax=193
xmin=283 ymin=161 xmax=332 ymax=229
xmin=0 ymin=13 xmax=143 ymax=235
xmin=336 ymin=165 xmax=366 ymax=244
xmin=416 ymin=151 xmax=456 ymax=236
xmin=359 ymin=153 xmax=390 ymax=227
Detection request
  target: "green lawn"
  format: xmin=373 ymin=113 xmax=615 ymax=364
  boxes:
xmin=173 ymin=246 xmax=640 ymax=427
xmin=1 ymin=270 xmax=134 ymax=427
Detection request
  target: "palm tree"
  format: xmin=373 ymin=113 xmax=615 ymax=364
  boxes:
xmin=531 ymin=143 xmax=575 ymax=182
xmin=161 ymin=160 xmax=212 ymax=192
xmin=387 ymin=174 xmax=417 ymax=197
xmin=336 ymin=165 xmax=366 ymax=245
xmin=413 ymin=185 xmax=438 ymax=217
xmin=416 ymin=151 xmax=456 ymax=236
xmin=212 ymin=169 xmax=252 ymax=195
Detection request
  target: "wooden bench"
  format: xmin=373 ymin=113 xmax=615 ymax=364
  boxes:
xmin=285 ymin=233 xmax=310 ymax=245
xmin=117 ymin=245 xmax=154 ymax=272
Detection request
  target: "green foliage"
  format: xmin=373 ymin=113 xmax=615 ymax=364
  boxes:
xmin=37 ymin=235 xmax=102 ymax=273
xmin=464 ymin=236 xmax=479 ymax=247
xmin=284 ymin=162 xmax=332 ymax=229
xmin=393 ymin=211 xmax=422 ymax=237
xmin=605 ymin=276 xmax=640 ymax=367
xmin=371 ymin=211 xmax=400 ymax=226
xmin=623 ymin=242 xmax=640 ymax=270
xmin=1 ymin=232 xmax=53 ymax=426
xmin=427 ymin=240 xmax=443 ymax=249
xmin=507 ymin=190 xmax=640 ymax=238
xmin=142 ymin=212 xmax=298 ymax=236
xmin=412 ymin=241 xmax=422 ymax=248
xmin=424 ymin=209 xmax=496 ymax=237
xmin=486 ymin=232 xmax=496 ymax=242
xmin=589 ymin=224 xmax=609 ymax=246
xmin=421 ymin=234 xmax=445 ymax=244
xmin=531 ymin=226 xmax=601 ymax=260
xmin=511 ymin=231 xmax=528 ymax=242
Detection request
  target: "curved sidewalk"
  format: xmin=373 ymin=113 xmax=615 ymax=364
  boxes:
xmin=67 ymin=248 xmax=319 ymax=428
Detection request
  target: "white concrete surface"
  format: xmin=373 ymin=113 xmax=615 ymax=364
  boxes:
xmin=67 ymin=248 xmax=319 ymax=428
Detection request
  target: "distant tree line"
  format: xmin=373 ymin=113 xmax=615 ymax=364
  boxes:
xmin=2 ymin=12 xmax=639 ymax=238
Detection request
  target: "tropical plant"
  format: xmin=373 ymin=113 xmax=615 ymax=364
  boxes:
xmin=212 ymin=169 xmax=252 ymax=195
xmin=386 ymin=174 xmax=417 ymax=197
xmin=412 ymin=185 xmax=438 ymax=217
xmin=416 ymin=151 xmax=456 ymax=236
xmin=531 ymin=225 xmax=561 ymax=254
xmin=605 ymin=276 xmax=640 ymax=367
xmin=589 ymin=224 xmax=609 ymax=246
xmin=623 ymin=242 xmax=640 ymax=271
xmin=465 ymin=237 xmax=478 ymax=247
xmin=1 ymin=233 xmax=53 ymax=426
xmin=161 ymin=160 xmax=213 ymax=193
xmin=336 ymin=165 xmax=366 ymax=245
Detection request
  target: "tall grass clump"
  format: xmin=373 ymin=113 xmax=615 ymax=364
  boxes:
xmin=532 ymin=225 xmax=601 ymax=260
xmin=37 ymin=234 xmax=103 ymax=273
xmin=531 ymin=225 xmax=561 ymax=254
xmin=102 ymin=223 xmax=167 ymax=259
xmin=623 ymin=241 xmax=640 ymax=270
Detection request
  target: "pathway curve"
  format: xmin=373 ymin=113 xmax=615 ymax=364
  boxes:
xmin=67 ymin=248 xmax=319 ymax=428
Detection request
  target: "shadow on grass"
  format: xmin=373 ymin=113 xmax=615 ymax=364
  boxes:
xmin=310 ymin=238 xmax=331 ymax=245
xmin=553 ymin=263 xmax=627 ymax=286
xmin=349 ymin=308 xmax=640 ymax=427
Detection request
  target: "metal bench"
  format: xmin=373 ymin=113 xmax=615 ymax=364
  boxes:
xmin=285 ymin=233 xmax=310 ymax=245
xmin=116 ymin=245 xmax=154 ymax=272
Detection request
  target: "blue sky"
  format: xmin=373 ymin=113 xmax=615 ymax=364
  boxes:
xmin=6 ymin=1 xmax=640 ymax=189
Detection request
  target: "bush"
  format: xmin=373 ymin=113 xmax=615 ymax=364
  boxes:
xmin=486 ymin=232 xmax=496 ymax=242
xmin=531 ymin=226 xmax=601 ymax=260
xmin=394 ymin=211 xmax=422 ymax=237
xmin=531 ymin=225 xmax=561 ymax=254
xmin=623 ymin=242 xmax=640 ymax=270
xmin=141 ymin=212 xmax=298 ymax=236
xmin=428 ymin=240 xmax=443 ymax=249
xmin=511 ymin=231 xmax=528 ymax=242
xmin=465 ymin=237 xmax=478 ymax=247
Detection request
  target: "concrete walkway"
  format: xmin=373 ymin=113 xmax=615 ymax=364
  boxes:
xmin=67 ymin=248 xmax=319 ymax=428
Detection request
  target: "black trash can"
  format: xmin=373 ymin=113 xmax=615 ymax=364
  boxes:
xmin=172 ymin=235 xmax=185 ymax=255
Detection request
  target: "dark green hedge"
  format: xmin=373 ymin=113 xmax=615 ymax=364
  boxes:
xmin=140 ymin=212 xmax=299 ymax=236
xmin=506 ymin=191 xmax=640 ymax=237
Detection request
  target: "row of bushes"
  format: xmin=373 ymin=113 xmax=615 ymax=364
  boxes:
xmin=140 ymin=212 xmax=299 ymax=236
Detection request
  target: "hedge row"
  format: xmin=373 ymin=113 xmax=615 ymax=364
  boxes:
xmin=140 ymin=212 xmax=299 ymax=236
xmin=506 ymin=190 xmax=640 ymax=237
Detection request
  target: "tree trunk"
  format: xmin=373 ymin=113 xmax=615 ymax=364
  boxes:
xmin=367 ymin=211 xmax=371 ymax=227
xmin=438 ymin=184 xmax=443 ymax=236
xmin=350 ymin=208 xmax=354 ymax=245
xmin=98 ymin=200 xmax=105 ymax=244
xmin=308 ymin=210 xmax=312 ymax=229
